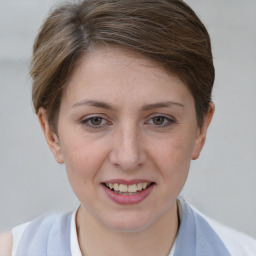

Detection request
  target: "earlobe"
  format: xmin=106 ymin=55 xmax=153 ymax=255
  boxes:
xmin=192 ymin=102 xmax=215 ymax=160
xmin=37 ymin=108 xmax=64 ymax=164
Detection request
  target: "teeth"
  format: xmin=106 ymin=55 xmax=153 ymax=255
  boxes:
xmin=142 ymin=183 xmax=147 ymax=189
xmin=106 ymin=182 xmax=151 ymax=193
xmin=114 ymin=183 xmax=119 ymax=191
xmin=128 ymin=184 xmax=137 ymax=193
xmin=119 ymin=184 xmax=128 ymax=193
xmin=137 ymin=183 xmax=143 ymax=191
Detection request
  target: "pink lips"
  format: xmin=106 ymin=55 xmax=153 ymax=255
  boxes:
xmin=101 ymin=179 xmax=155 ymax=205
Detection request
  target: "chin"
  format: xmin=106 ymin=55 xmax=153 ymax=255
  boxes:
xmin=101 ymin=211 xmax=158 ymax=233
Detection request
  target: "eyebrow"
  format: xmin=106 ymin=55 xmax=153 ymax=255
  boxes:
xmin=141 ymin=101 xmax=184 ymax=111
xmin=72 ymin=100 xmax=114 ymax=110
xmin=71 ymin=100 xmax=184 ymax=111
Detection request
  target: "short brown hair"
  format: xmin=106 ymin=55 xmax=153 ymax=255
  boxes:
xmin=31 ymin=0 xmax=214 ymax=131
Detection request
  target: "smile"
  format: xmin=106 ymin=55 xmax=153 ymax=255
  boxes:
xmin=105 ymin=182 xmax=152 ymax=195
xmin=102 ymin=180 xmax=155 ymax=205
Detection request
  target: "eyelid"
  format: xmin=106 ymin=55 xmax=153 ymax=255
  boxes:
xmin=80 ymin=114 xmax=112 ymax=128
xmin=146 ymin=113 xmax=175 ymax=120
xmin=145 ymin=114 xmax=176 ymax=127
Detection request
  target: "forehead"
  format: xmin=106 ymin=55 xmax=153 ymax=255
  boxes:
xmin=62 ymin=47 xmax=193 ymax=109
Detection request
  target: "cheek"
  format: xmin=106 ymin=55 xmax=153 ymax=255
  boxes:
xmin=152 ymin=133 xmax=195 ymax=168
xmin=150 ymin=132 xmax=196 ymax=186
xmin=59 ymin=134 xmax=108 ymax=185
xmin=61 ymin=141 xmax=107 ymax=206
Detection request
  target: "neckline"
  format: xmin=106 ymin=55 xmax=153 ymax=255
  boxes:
xmin=70 ymin=200 xmax=182 ymax=256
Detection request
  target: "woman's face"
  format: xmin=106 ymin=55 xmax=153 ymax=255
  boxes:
xmin=40 ymin=48 xmax=213 ymax=232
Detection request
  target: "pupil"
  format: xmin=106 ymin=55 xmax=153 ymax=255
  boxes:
xmin=91 ymin=117 xmax=102 ymax=125
xmin=153 ymin=117 xmax=164 ymax=125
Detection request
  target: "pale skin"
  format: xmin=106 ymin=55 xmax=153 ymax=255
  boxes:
xmin=0 ymin=232 xmax=12 ymax=256
xmin=0 ymin=48 xmax=214 ymax=256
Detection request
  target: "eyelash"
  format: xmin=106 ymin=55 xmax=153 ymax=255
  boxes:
xmin=80 ymin=115 xmax=111 ymax=128
xmin=80 ymin=114 xmax=175 ymax=129
xmin=145 ymin=115 xmax=175 ymax=128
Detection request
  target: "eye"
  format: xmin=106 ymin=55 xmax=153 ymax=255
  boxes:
xmin=89 ymin=117 xmax=104 ymax=126
xmin=152 ymin=116 xmax=166 ymax=126
xmin=146 ymin=115 xmax=175 ymax=127
xmin=81 ymin=116 xmax=110 ymax=128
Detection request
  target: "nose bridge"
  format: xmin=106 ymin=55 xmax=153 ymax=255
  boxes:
xmin=110 ymin=121 xmax=145 ymax=170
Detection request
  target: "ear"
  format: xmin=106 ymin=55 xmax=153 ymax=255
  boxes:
xmin=192 ymin=102 xmax=215 ymax=160
xmin=37 ymin=108 xmax=64 ymax=164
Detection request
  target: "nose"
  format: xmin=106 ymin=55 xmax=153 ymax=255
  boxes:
xmin=109 ymin=124 xmax=146 ymax=171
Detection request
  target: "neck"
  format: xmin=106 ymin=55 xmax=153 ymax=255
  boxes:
xmin=76 ymin=204 xmax=179 ymax=256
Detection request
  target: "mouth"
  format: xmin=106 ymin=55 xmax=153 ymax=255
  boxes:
xmin=102 ymin=179 xmax=156 ymax=204
xmin=104 ymin=182 xmax=154 ymax=195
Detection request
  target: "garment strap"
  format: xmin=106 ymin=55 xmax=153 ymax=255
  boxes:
xmin=174 ymin=198 xmax=231 ymax=256
xmin=16 ymin=212 xmax=72 ymax=256
xmin=15 ymin=199 xmax=231 ymax=256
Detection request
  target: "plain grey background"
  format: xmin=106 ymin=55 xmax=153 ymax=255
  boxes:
xmin=0 ymin=0 xmax=255 ymax=239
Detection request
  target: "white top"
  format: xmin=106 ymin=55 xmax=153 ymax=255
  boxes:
xmin=197 ymin=212 xmax=256 ymax=256
xmin=11 ymin=203 xmax=256 ymax=256
xmin=11 ymin=208 xmax=82 ymax=256
xmin=11 ymin=207 xmax=176 ymax=256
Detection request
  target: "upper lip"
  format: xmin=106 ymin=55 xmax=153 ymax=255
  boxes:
xmin=102 ymin=179 xmax=153 ymax=185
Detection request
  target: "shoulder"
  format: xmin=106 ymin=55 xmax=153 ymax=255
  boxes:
xmin=0 ymin=231 xmax=12 ymax=256
xmin=192 ymin=206 xmax=256 ymax=256
xmin=11 ymin=221 xmax=31 ymax=256
xmin=0 ymin=211 xmax=76 ymax=256
xmin=12 ymin=212 xmax=73 ymax=255
xmin=206 ymin=217 xmax=256 ymax=256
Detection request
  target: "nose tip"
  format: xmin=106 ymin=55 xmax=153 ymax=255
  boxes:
xmin=110 ymin=151 xmax=143 ymax=171
xmin=109 ymin=130 xmax=146 ymax=171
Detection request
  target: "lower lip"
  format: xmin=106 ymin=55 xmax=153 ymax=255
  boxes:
xmin=102 ymin=184 xmax=155 ymax=205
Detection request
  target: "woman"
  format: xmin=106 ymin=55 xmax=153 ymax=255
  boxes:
xmin=1 ymin=0 xmax=256 ymax=255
